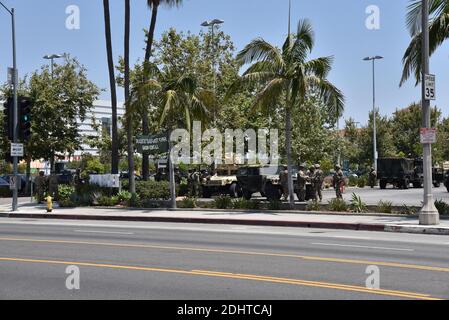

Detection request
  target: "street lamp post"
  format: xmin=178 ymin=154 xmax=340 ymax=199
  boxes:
xmin=420 ymin=0 xmax=439 ymax=225
xmin=201 ymin=18 xmax=224 ymax=124
xmin=1 ymin=1 xmax=19 ymax=211
xmin=43 ymin=54 xmax=64 ymax=78
xmin=363 ymin=55 xmax=383 ymax=172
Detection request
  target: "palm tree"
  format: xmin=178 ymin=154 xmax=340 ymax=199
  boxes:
xmin=124 ymin=0 xmax=135 ymax=193
xmin=159 ymin=72 xmax=215 ymax=132
xmin=401 ymin=0 xmax=449 ymax=85
xmin=103 ymin=0 xmax=119 ymax=174
xmin=229 ymin=19 xmax=344 ymax=208
xmin=141 ymin=0 xmax=183 ymax=180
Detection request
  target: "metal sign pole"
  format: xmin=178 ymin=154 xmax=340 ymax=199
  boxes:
xmin=168 ymin=138 xmax=177 ymax=209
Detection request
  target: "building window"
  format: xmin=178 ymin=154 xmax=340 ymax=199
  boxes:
xmin=101 ymin=117 xmax=112 ymax=136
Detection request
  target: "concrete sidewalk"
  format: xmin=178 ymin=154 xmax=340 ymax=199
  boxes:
xmin=0 ymin=203 xmax=448 ymax=236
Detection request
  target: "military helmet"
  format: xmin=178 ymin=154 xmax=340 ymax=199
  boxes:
xmin=315 ymin=164 xmax=321 ymax=169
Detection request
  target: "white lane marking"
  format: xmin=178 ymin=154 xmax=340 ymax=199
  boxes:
xmin=73 ymin=230 xmax=134 ymax=235
xmin=311 ymin=242 xmax=414 ymax=252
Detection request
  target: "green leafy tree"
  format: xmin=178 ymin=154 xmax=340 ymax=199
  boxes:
xmin=228 ymin=19 xmax=344 ymax=208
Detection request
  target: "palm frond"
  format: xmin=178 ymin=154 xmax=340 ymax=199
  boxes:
xmin=251 ymin=78 xmax=286 ymax=113
xmin=303 ymin=56 xmax=334 ymax=78
xmin=306 ymin=75 xmax=345 ymax=119
xmin=236 ymin=38 xmax=283 ymax=66
xmin=159 ymin=89 xmax=178 ymax=128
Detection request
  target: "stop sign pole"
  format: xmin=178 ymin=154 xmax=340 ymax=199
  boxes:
xmin=419 ymin=0 xmax=439 ymax=225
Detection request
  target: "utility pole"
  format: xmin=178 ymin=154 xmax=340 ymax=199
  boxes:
xmin=1 ymin=2 xmax=19 ymax=211
xmin=419 ymin=0 xmax=439 ymax=225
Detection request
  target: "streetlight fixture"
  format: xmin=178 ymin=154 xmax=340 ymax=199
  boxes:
xmin=1 ymin=0 xmax=19 ymax=211
xmin=201 ymin=19 xmax=224 ymax=124
xmin=419 ymin=0 xmax=439 ymax=225
xmin=43 ymin=54 xmax=64 ymax=77
xmin=363 ymin=55 xmax=383 ymax=172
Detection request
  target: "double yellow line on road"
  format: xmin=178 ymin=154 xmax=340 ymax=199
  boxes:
xmin=0 ymin=236 xmax=448 ymax=273
xmin=0 ymin=257 xmax=440 ymax=300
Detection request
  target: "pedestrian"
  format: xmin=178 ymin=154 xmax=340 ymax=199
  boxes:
xmin=333 ymin=165 xmax=345 ymax=199
xmin=308 ymin=166 xmax=317 ymax=202
xmin=48 ymin=171 xmax=59 ymax=201
xmin=297 ymin=164 xmax=308 ymax=202
xmin=369 ymin=167 xmax=377 ymax=188
xmin=313 ymin=164 xmax=324 ymax=202
xmin=35 ymin=171 xmax=47 ymax=204
xmin=192 ymin=169 xmax=201 ymax=198
xmin=279 ymin=165 xmax=289 ymax=201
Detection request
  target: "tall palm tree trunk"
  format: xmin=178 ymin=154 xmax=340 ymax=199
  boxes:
xmin=124 ymin=0 xmax=135 ymax=193
xmin=285 ymin=106 xmax=295 ymax=209
xmin=103 ymin=0 xmax=119 ymax=175
xmin=141 ymin=4 xmax=159 ymax=181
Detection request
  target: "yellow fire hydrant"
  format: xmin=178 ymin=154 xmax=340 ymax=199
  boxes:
xmin=46 ymin=195 xmax=53 ymax=213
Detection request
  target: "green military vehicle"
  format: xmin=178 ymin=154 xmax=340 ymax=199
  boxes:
xmin=377 ymin=158 xmax=416 ymax=190
xmin=412 ymin=159 xmax=445 ymax=188
xmin=236 ymin=165 xmax=283 ymax=201
xmin=201 ymin=165 xmax=242 ymax=198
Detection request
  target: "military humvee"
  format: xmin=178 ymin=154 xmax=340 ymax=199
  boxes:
xmin=236 ymin=165 xmax=283 ymax=201
xmin=445 ymin=170 xmax=449 ymax=193
xmin=201 ymin=164 xmax=242 ymax=198
xmin=377 ymin=158 xmax=415 ymax=189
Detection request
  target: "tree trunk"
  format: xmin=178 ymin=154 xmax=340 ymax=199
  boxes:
xmin=141 ymin=4 xmax=159 ymax=181
xmin=285 ymin=106 xmax=295 ymax=209
xmin=25 ymin=154 xmax=31 ymax=196
xmin=103 ymin=0 xmax=119 ymax=175
xmin=124 ymin=0 xmax=135 ymax=193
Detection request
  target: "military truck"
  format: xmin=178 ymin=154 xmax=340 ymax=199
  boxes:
xmin=236 ymin=165 xmax=283 ymax=201
xmin=413 ymin=159 xmax=445 ymax=188
xmin=377 ymin=158 xmax=415 ymax=190
xmin=201 ymin=165 xmax=242 ymax=198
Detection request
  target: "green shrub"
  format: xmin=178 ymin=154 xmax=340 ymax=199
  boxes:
xmin=136 ymin=180 xmax=171 ymax=200
xmin=117 ymin=190 xmax=132 ymax=203
xmin=214 ymin=196 xmax=233 ymax=209
xmin=127 ymin=192 xmax=141 ymax=208
xmin=97 ymin=196 xmax=119 ymax=207
xmin=267 ymin=200 xmax=282 ymax=211
xmin=348 ymin=176 xmax=358 ymax=187
xmin=350 ymin=193 xmax=367 ymax=213
xmin=58 ymin=185 xmax=75 ymax=202
xmin=232 ymin=198 xmax=260 ymax=210
xmin=357 ymin=176 xmax=367 ymax=188
xmin=70 ymin=193 xmax=93 ymax=207
xmin=306 ymin=201 xmax=321 ymax=212
xmin=179 ymin=197 xmax=197 ymax=209
xmin=59 ymin=199 xmax=76 ymax=208
xmin=328 ymin=198 xmax=348 ymax=212
xmin=400 ymin=204 xmax=417 ymax=215
xmin=435 ymin=199 xmax=449 ymax=215
xmin=376 ymin=201 xmax=393 ymax=214
xmin=141 ymin=199 xmax=161 ymax=209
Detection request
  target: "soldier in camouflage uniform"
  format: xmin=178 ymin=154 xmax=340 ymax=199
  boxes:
xmin=333 ymin=165 xmax=345 ymax=199
xmin=35 ymin=171 xmax=47 ymax=204
xmin=48 ymin=171 xmax=59 ymax=201
xmin=308 ymin=166 xmax=317 ymax=202
xmin=279 ymin=165 xmax=289 ymax=201
xmin=297 ymin=164 xmax=308 ymax=202
xmin=313 ymin=164 xmax=324 ymax=202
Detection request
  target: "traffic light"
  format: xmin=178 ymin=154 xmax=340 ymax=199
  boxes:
xmin=2 ymin=97 xmax=13 ymax=141
xmin=18 ymin=96 xmax=32 ymax=142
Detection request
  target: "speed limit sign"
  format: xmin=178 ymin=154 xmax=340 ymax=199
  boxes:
xmin=424 ymin=74 xmax=436 ymax=101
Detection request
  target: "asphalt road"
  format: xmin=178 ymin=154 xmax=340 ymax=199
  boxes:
xmin=0 ymin=218 xmax=448 ymax=300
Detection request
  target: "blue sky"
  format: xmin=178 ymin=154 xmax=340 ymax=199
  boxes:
xmin=1 ymin=0 xmax=448 ymax=124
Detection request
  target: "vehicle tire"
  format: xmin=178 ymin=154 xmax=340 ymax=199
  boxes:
xmin=413 ymin=182 xmax=422 ymax=188
xmin=403 ymin=179 xmax=409 ymax=190
xmin=229 ymin=183 xmax=241 ymax=198
xmin=433 ymin=182 xmax=441 ymax=188
xmin=380 ymin=180 xmax=387 ymax=190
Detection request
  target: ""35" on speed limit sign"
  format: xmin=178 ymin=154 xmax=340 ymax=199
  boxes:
xmin=424 ymin=74 xmax=436 ymax=101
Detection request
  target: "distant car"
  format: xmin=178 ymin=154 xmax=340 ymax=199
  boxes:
xmin=1 ymin=175 xmax=26 ymax=192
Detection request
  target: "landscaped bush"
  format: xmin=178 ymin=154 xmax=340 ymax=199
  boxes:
xmin=232 ymin=198 xmax=260 ymax=210
xmin=306 ymin=201 xmax=321 ymax=212
xmin=179 ymin=197 xmax=197 ymax=209
xmin=135 ymin=180 xmax=171 ymax=200
xmin=97 ymin=195 xmax=119 ymax=207
xmin=376 ymin=200 xmax=393 ymax=214
xmin=400 ymin=204 xmax=417 ymax=215
xmin=214 ymin=196 xmax=233 ymax=209
xmin=117 ymin=190 xmax=132 ymax=204
xmin=357 ymin=176 xmax=368 ymax=188
xmin=58 ymin=185 xmax=75 ymax=202
xmin=127 ymin=192 xmax=141 ymax=207
xmin=328 ymin=198 xmax=348 ymax=212
xmin=435 ymin=199 xmax=449 ymax=216
xmin=59 ymin=199 xmax=76 ymax=208
xmin=70 ymin=192 xmax=94 ymax=207
xmin=348 ymin=176 xmax=358 ymax=187
xmin=350 ymin=193 xmax=367 ymax=213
